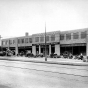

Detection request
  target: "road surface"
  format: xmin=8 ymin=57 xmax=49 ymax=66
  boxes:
xmin=0 ymin=58 xmax=88 ymax=88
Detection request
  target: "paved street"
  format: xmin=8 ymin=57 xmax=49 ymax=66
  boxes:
xmin=0 ymin=57 xmax=88 ymax=88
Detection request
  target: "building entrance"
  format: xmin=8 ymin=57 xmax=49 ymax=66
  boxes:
xmin=41 ymin=45 xmax=49 ymax=56
xmin=51 ymin=45 xmax=55 ymax=54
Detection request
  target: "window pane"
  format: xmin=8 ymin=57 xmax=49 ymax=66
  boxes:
xmin=46 ymin=36 xmax=49 ymax=41
xmin=25 ymin=38 xmax=28 ymax=43
xmin=2 ymin=41 xmax=3 ymax=45
xmin=66 ymin=33 xmax=71 ymax=40
xmin=73 ymin=33 xmax=79 ymax=39
xmin=35 ymin=37 xmax=39 ymax=42
xmin=5 ymin=41 xmax=8 ymax=45
xmin=60 ymin=34 xmax=64 ymax=40
xmin=29 ymin=38 xmax=32 ymax=43
xmin=9 ymin=40 xmax=12 ymax=44
xmin=40 ymin=36 xmax=44 ymax=42
xmin=81 ymin=31 xmax=86 ymax=39
xmin=2 ymin=41 xmax=5 ymax=45
xmin=18 ymin=39 xmax=20 ymax=44
xmin=13 ymin=40 xmax=15 ymax=44
xmin=51 ymin=35 xmax=55 ymax=41
xmin=21 ymin=39 xmax=24 ymax=43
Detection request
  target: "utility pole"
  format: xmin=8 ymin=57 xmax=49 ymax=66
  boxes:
xmin=45 ymin=22 xmax=47 ymax=61
xmin=0 ymin=35 xmax=2 ymax=51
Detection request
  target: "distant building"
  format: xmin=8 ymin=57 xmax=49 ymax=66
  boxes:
xmin=1 ymin=28 xmax=88 ymax=56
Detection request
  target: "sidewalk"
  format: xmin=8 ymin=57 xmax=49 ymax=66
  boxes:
xmin=0 ymin=56 xmax=88 ymax=66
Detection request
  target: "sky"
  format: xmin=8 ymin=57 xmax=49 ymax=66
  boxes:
xmin=0 ymin=0 xmax=88 ymax=39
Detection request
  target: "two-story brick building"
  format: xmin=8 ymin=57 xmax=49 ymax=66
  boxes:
xmin=1 ymin=28 xmax=88 ymax=56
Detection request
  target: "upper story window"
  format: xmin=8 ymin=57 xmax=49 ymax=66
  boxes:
xmin=60 ymin=34 xmax=64 ymax=40
xmin=18 ymin=39 xmax=20 ymax=44
xmin=2 ymin=41 xmax=3 ymax=45
xmin=25 ymin=38 xmax=28 ymax=43
xmin=73 ymin=32 xmax=79 ymax=39
xmin=5 ymin=41 xmax=8 ymax=45
xmin=40 ymin=36 xmax=44 ymax=42
xmin=51 ymin=35 xmax=55 ymax=41
xmin=2 ymin=41 xmax=5 ymax=45
xmin=9 ymin=40 xmax=12 ymax=44
xmin=21 ymin=39 xmax=24 ymax=43
xmin=29 ymin=38 xmax=32 ymax=43
xmin=35 ymin=37 xmax=39 ymax=42
xmin=81 ymin=31 xmax=86 ymax=39
xmin=13 ymin=40 xmax=15 ymax=44
xmin=66 ymin=33 xmax=71 ymax=40
xmin=46 ymin=36 xmax=49 ymax=41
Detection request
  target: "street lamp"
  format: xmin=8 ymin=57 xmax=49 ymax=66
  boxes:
xmin=45 ymin=22 xmax=47 ymax=61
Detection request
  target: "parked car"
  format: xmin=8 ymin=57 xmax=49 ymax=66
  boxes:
xmin=68 ymin=53 xmax=73 ymax=59
xmin=0 ymin=51 xmax=6 ymax=56
xmin=6 ymin=50 xmax=13 ymax=56
xmin=74 ymin=54 xmax=84 ymax=60
xmin=19 ymin=51 xmax=25 ymax=56
xmin=50 ymin=53 xmax=61 ymax=58
xmin=36 ymin=53 xmax=43 ymax=57
xmin=63 ymin=51 xmax=69 ymax=58
xmin=25 ymin=51 xmax=34 ymax=57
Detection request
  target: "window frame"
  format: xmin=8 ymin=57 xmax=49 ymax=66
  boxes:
xmin=51 ymin=35 xmax=55 ymax=41
xmin=66 ymin=33 xmax=71 ymax=40
xmin=73 ymin=32 xmax=79 ymax=39
xmin=81 ymin=31 xmax=86 ymax=39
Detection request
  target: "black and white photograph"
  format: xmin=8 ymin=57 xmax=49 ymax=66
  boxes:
xmin=0 ymin=0 xmax=88 ymax=88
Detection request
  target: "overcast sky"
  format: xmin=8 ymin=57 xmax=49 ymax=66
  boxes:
xmin=0 ymin=0 xmax=88 ymax=38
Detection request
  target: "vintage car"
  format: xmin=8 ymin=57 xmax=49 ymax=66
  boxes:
xmin=25 ymin=51 xmax=34 ymax=57
xmin=63 ymin=51 xmax=69 ymax=58
xmin=0 ymin=51 xmax=6 ymax=56
xmin=50 ymin=53 xmax=61 ymax=58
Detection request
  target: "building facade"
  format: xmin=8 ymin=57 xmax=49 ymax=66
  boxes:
xmin=1 ymin=28 xmax=88 ymax=56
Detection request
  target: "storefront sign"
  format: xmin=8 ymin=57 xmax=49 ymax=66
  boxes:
xmin=32 ymin=42 xmax=60 ymax=46
xmin=61 ymin=43 xmax=86 ymax=47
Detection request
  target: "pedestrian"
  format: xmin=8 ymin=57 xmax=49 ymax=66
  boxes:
xmin=80 ymin=53 xmax=83 ymax=60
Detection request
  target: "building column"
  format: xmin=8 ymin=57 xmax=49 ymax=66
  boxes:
xmin=49 ymin=45 xmax=51 ymax=55
xmin=55 ymin=44 xmax=60 ymax=55
xmin=39 ymin=45 xmax=41 ymax=54
xmin=15 ymin=46 xmax=18 ymax=55
xmin=32 ymin=45 xmax=36 ymax=55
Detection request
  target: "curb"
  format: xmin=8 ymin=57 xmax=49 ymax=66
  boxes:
xmin=0 ymin=57 xmax=88 ymax=66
